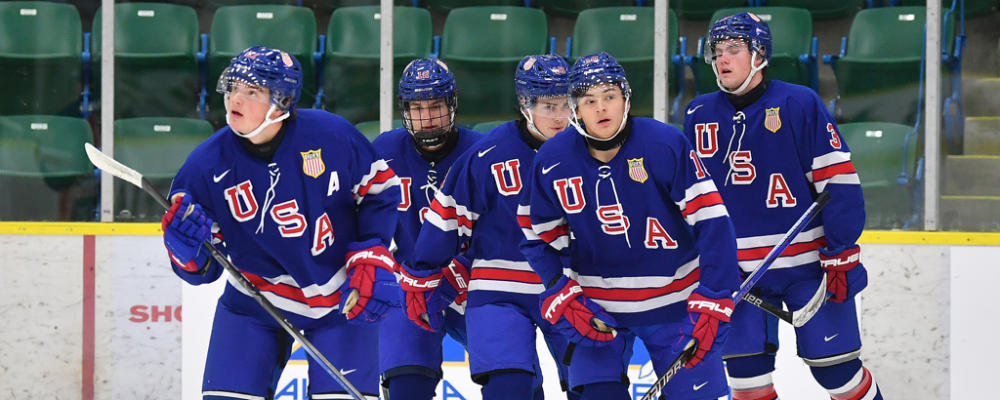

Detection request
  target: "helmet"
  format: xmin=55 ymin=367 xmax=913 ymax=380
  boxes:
xmin=217 ymin=46 xmax=303 ymax=138
xmin=398 ymin=58 xmax=458 ymax=148
xmin=516 ymin=55 xmax=571 ymax=138
xmin=516 ymin=54 xmax=570 ymax=99
xmin=567 ymin=52 xmax=631 ymax=142
xmin=705 ymin=12 xmax=772 ymax=94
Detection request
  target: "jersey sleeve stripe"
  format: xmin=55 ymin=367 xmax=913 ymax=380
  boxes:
xmin=232 ymin=271 xmax=343 ymax=318
xmin=812 ymin=151 xmax=852 ymax=170
xmin=684 ymin=204 xmax=730 ymax=225
xmin=471 ymin=267 xmax=544 ymax=284
xmin=682 ymin=180 xmax=721 ymax=204
xmin=425 ymin=211 xmax=474 ymax=237
xmin=355 ymin=169 xmax=397 ymax=197
xmin=433 ymin=191 xmax=479 ymax=222
xmin=537 ymin=223 xmax=570 ymax=244
xmin=738 ymin=237 xmax=826 ymax=261
xmin=812 ymin=161 xmax=857 ymax=182
xmin=680 ymin=192 xmax=725 ymax=218
xmin=429 ymin=198 xmax=475 ymax=230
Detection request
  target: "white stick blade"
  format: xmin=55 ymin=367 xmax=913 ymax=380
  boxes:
xmin=84 ymin=142 xmax=144 ymax=188
xmin=791 ymin=275 xmax=829 ymax=327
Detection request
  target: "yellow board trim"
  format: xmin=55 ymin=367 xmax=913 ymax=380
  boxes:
xmin=3 ymin=223 xmax=1000 ymax=246
xmin=0 ymin=222 xmax=161 ymax=235
xmin=858 ymin=231 xmax=1000 ymax=245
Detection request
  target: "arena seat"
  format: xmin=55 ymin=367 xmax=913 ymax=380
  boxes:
xmin=322 ymin=6 xmax=432 ymax=124
xmin=539 ymin=0 xmax=641 ymax=18
xmin=92 ymin=3 xmax=201 ymax=119
xmin=355 ymin=119 xmax=403 ymax=142
xmin=207 ymin=5 xmax=318 ymax=128
xmin=472 ymin=120 xmax=506 ymax=133
xmin=760 ymin=0 xmax=865 ymax=20
xmin=204 ymin=0 xmax=296 ymax=9
xmin=0 ymin=2 xmax=83 ymax=117
xmin=426 ymin=0 xmax=527 ymax=15
xmin=824 ymin=6 xmax=954 ymax=125
xmin=568 ymin=7 xmax=685 ymax=119
xmin=671 ymin=0 xmax=750 ymax=20
xmin=693 ymin=6 xmax=817 ymax=94
xmin=112 ymin=117 xmax=213 ymax=221
xmin=897 ymin=0 xmax=997 ymax=19
xmin=838 ymin=121 xmax=919 ymax=229
xmin=303 ymin=0 xmax=415 ymax=13
xmin=0 ymin=115 xmax=96 ymax=221
xmin=440 ymin=6 xmax=548 ymax=125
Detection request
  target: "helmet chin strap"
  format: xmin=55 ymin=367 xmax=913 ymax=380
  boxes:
xmin=520 ymin=108 xmax=549 ymax=140
xmin=570 ymin=99 xmax=631 ymax=143
xmin=224 ymin=94 xmax=290 ymax=139
xmin=713 ymin=52 xmax=769 ymax=95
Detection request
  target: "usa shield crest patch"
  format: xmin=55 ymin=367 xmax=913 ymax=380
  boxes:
xmin=628 ymin=158 xmax=648 ymax=183
xmin=764 ymin=107 xmax=781 ymax=133
xmin=301 ymin=149 xmax=325 ymax=178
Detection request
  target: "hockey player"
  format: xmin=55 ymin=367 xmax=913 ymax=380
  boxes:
xmin=518 ymin=52 xmax=741 ymax=400
xmin=684 ymin=13 xmax=882 ymax=400
xmin=399 ymin=54 xmax=579 ymax=400
xmin=161 ymin=46 xmax=399 ymax=399
xmin=370 ymin=58 xmax=481 ymax=400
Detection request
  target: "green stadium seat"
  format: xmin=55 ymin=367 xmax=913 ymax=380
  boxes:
xmin=323 ymin=6 xmax=432 ymax=124
xmin=112 ymin=117 xmax=214 ymax=221
xmin=426 ymin=0 xmax=527 ymax=15
xmin=897 ymin=0 xmax=997 ymax=19
xmin=440 ymin=6 xmax=548 ymax=125
xmin=303 ymin=0 xmax=414 ymax=13
xmin=838 ymin=121 xmax=918 ymax=229
xmin=694 ymin=7 xmax=817 ymax=94
xmin=205 ymin=0 xmax=296 ymax=9
xmin=0 ymin=2 xmax=83 ymax=116
xmin=671 ymin=0 xmax=750 ymax=20
xmin=355 ymin=119 xmax=403 ymax=142
xmin=824 ymin=6 xmax=955 ymax=125
xmin=761 ymin=0 xmax=865 ymax=20
xmin=472 ymin=120 xmax=506 ymax=133
xmin=569 ymin=7 xmax=683 ymax=119
xmin=92 ymin=3 xmax=200 ymax=119
xmin=540 ymin=0 xmax=639 ymax=18
xmin=208 ymin=5 xmax=318 ymax=128
xmin=0 ymin=115 xmax=96 ymax=221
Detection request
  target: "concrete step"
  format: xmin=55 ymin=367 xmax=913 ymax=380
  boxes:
xmin=962 ymin=76 xmax=1000 ymax=118
xmin=963 ymin=117 xmax=1000 ymax=155
xmin=942 ymin=155 xmax=1000 ymax=196
xmin=939 ymin=196 xmax=1000 ymax=232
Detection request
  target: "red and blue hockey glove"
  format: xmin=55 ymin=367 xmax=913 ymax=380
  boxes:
xmin=161 ymin=193 xmax=213 ymax=273
xmin=440 ymin=255 xmax=470 ymax=306
xmin=819 ymin=244 xmax=868 ymax=303
xmin=339 ymin=239 xmax=398 ymax=324
xmin=398 ymin=262 xmax=447 ymax=332
xmin=540 ymin=276 xmax=617 ymax=347
xmin=679 ymin=285 xmax=734 ymax=368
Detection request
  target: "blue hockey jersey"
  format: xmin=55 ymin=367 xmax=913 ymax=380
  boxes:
xmin=371 ymin=127 xmax=482 ymax=266
xmin=683 ymin=80 xmax=866 ymax=287
xmin=410 ymin=121 xmax=548 ymax=308
xmin=168 ymin=109 xmax=400 ymax=324
xmin=519 ymin=117 xmax=742 ymax=327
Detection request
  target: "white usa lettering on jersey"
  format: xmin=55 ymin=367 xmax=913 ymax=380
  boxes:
xmin=223 ymin=180 xmax=339 ymax=256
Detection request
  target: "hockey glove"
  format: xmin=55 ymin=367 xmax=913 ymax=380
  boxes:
xmin=339 ymin=239 xmax=398 ymax=324
xmin=540 ymin=276 xmax=617 ymax=347
xmin=162 ymin=193 xmax=213 ymax=273
xmin=398 ymin=262 xmax=447 ymax=332
xmin=679 ymin=285 xmax=734 ymax=368
xmin=440 ymin=255 xmax=471 ymax=307
xmin=819 ymin=244 xmax=868 ymax=303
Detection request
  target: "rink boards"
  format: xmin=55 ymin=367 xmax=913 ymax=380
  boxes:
xmin=1 ymin=224 xmax=997 ymax=399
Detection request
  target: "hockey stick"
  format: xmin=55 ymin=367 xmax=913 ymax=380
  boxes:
xmin=735 ymin=190 xmax=831 ymax=328
xmin=84 ymin=143 xmax=368 ymax=400
xmin=640 ymin=191 xmax=830 ymax=400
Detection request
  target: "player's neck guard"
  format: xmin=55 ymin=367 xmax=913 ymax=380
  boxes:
xmin=412 ymin=127 xmax=459 ymax=164
xmin=225 ymin=95 xmax=290 ymax=139
xmin=713 ymin=52 xmax=769 ymax=95
xmin=570 ymin=100 xmax=631 ymax=151
xmin=516 ymin=117 xmax=545 ymax=151
xmin=727 ymin=78 xmax=770 ymax=111
xmin=520 ymin=107 xmax=550 ymax=140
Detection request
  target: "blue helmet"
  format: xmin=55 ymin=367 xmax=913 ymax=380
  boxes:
xmin=706 ymin=12 xmax=772 ymax=64
xmin=398 ymin=58 xmax=458 ymax=148
xmin=515 ymin=54 xmax=570 ymax=99
xmin=217 ymin=46 xmax=303 ymax=114
xmin=568 ymin=52 xmax=631 ymax=101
